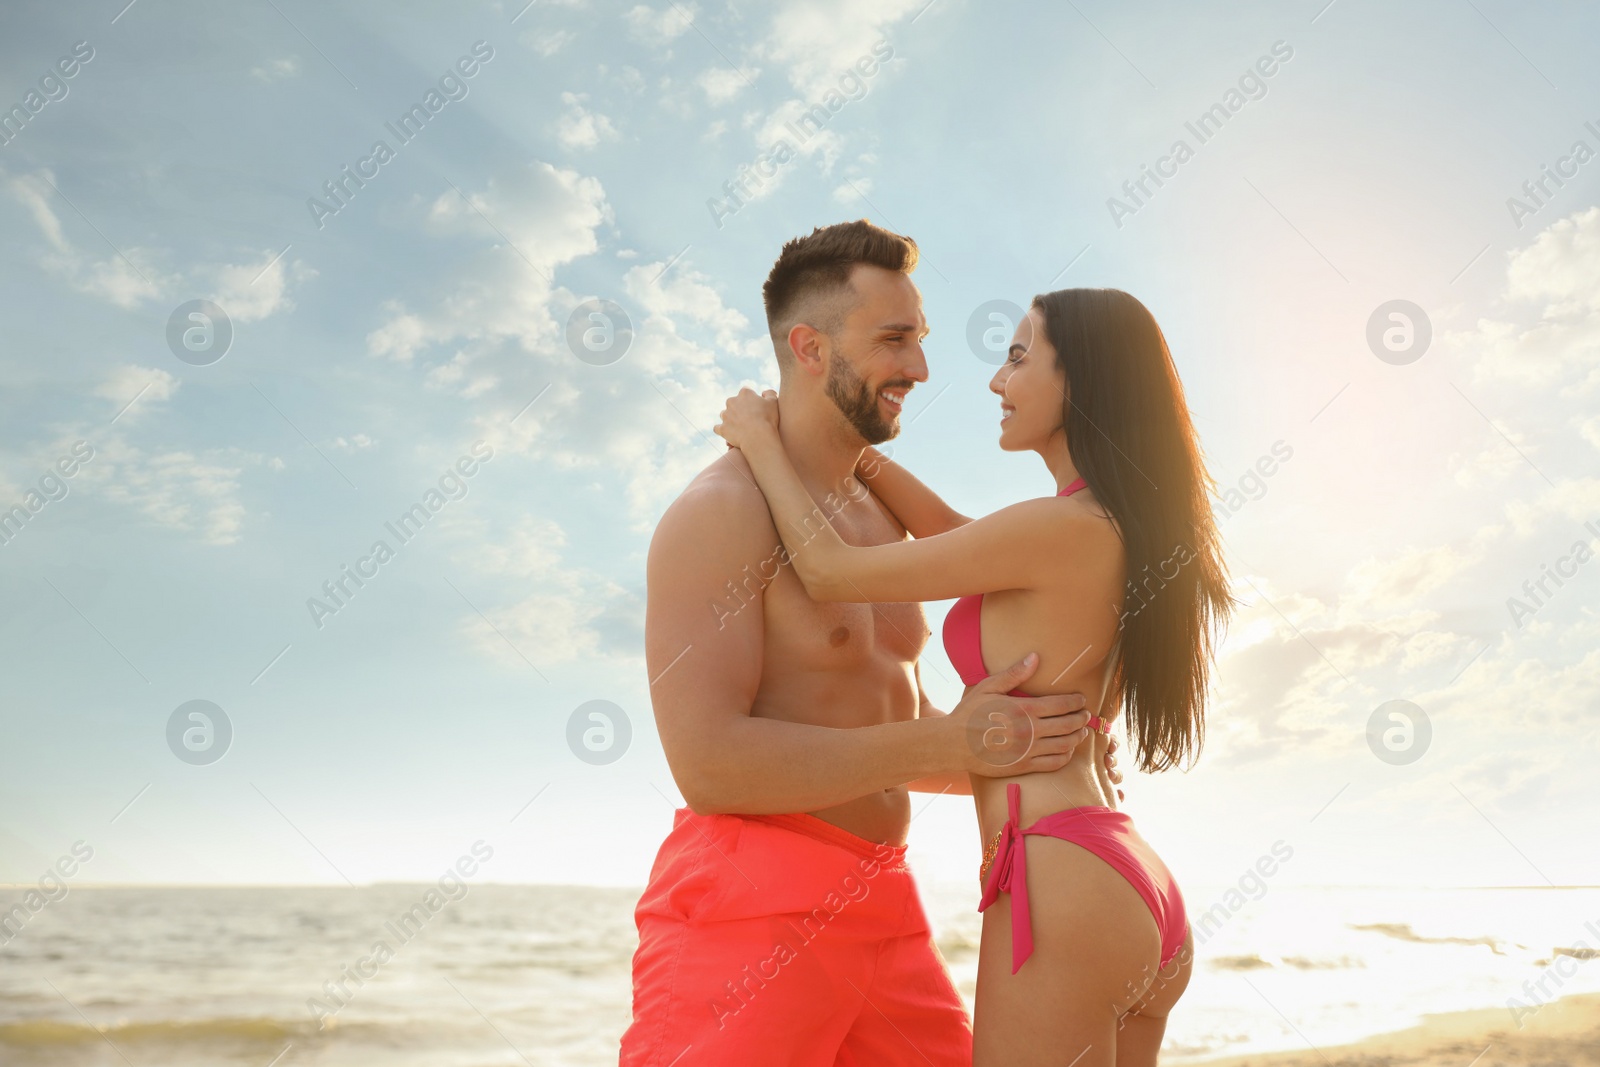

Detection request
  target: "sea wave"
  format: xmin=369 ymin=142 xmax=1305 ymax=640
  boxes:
xmin=1349 ymin=921 xmax=1507 ymax=955
xmin=0 ymin=1015 xmax=351 ymax=1047
xmin=3 ymin=884 xmax=1596 ymax=1067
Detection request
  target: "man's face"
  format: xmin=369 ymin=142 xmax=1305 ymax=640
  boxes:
xmin=823 ymin=264 xmax=928 ymax=444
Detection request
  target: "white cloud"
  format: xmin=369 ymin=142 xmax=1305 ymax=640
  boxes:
xmin=835 ymin=152 xmax=879 ymax=202
xmin=332 ymin=434 xmax=376 ymax=451
xmin=1207 ymin=577 xmax=1363 ymax=760
xmin=1505 ymin=205 xmax=1600 ymax=314
xmin=1581 ymin=414 xmax=1600 ymax=451
xmin=833 ymin=176 xmax=871 ymax=202
xmin=624 ymin=3 xmax=696 ymax=45
xmin=250 ymin=57 xmax=300 ymax=82
xmin=1396 ymin=628 xmax=1473 ymax=671
xmin=93 ymin=365 xmax=180 ymax=424
xmin=71 ymin=364 xmax=258 ymax=545
xmin=372 ymin=161 xmax=610 ymax=366
xmin=91 ymin=445 xmax=249 ymax=546
xmin=368 ymin=249 xmax=561 ymax=371
xmin=1447 ymin=434 xmax=1527 ymax=490
xmin=8 ymin=166 xmax=169 ymax=307
xmin=529 ymin=29 xmax=576 ymax=56
xmin=624 ymin=262 xmax=767 ymax=360
xmin=467 ymin=514 xmax=568 ymax=579
xmin=760 ymin=101 xmax=841 ymax=168
xmin=696 ymin=66 xmax=755 ymax=105
xmin=1500 ymin=476 xmax=1600 ymax=537
xmin=213 ymin=249 xmax=316 ymax=324
xmin=1440 ymin=207 xmax=1600 ymax=542
xmin=4 ymin=166 xmax=308 ymax=318
xmin=556 ymin=91 xmax=619 ymax=150
xmin=1207 ymin=206 xmax=1600 ymax=777
xmin=1452 ymin=206 xmax=1600 ymax=391
xmin=7 ymin=168 xmax=68 ymax=250
xmin=695 ymin=0 xmax=908 ymax=207
xmin=1422 ymin=612 xmax=1600 ymax=808
xmin=615 ymin=66 xmax=647 ymax=94
xmin=12 ymin=167 xmax=168 ymax=307
xmin=420 ymin=160 xmax=609 ymax=271
xmin=366 ymin=160 xmax=770 ymax=524
xmin=492 ymin=261 xmax=774 ymax=523
xmin=1341 ymin=524 xmax=1501 ymax=616
xmin=425 ymin=349 xmax=500 ymax=398
xmin=68 ymin=252 xmax=167 ymax=310
xmin=704 ymin=101 xmax=846 ymax=209
xmin=453 ymin=515 xmax=642 ymax=666
xmin=757 ymin=0 xmax=912 ymax=97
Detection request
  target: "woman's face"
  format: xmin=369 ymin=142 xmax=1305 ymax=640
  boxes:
xmin=989 ymin=306 xmax=1067 ymax=452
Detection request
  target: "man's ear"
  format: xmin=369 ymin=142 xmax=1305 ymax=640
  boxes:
xmin=787 ymin=322 xmax=827 ymax=377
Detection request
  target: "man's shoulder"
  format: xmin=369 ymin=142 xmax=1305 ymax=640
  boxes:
xmin=673 ymin=450 xmax=768 ymax=519
xmin=651 ymin=452 xmax=775 ymax=556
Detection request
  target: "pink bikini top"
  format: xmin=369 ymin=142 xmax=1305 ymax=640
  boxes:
xmin=940 ymin=476 xmax=1117 ymax=736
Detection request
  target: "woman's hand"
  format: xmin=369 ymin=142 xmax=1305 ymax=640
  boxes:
xmin=713 ymin=387 xmax=780 ymax=451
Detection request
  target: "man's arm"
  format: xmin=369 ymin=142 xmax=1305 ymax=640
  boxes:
xmin=647 ymin=458 xmax=1089 ymax=815
xmin=904 ymin=660 xmax=972 ymax=795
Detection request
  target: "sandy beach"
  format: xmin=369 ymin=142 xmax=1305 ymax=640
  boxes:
xmin=1196 ymin=993 xmax=1600 ymax=1067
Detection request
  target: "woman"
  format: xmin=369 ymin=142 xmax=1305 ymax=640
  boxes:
xmin=714 ymin=287 xmax=1235 ymax=1066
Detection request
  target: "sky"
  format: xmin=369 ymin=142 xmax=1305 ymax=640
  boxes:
xmin=0 ymin=0 xmax=1596 ymax=896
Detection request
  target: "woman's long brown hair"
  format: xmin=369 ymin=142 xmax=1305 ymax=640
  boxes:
xmin=1032 ymin=288 xmax=1237 ymax=772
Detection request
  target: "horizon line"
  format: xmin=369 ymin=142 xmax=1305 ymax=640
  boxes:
xmin=6 ymin=880 xmax=1600 ymax=891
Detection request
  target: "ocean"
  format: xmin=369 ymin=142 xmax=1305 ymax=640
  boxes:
xmin=3 ymin=882 xmax=1598 ymax=1065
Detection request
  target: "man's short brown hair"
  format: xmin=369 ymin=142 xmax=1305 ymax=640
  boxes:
xmin=761 ymin=220 xmax=918 ymax=370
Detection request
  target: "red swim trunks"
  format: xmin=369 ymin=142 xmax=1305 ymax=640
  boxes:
xmin=620 ymin=807 xmax=972 ymax=1066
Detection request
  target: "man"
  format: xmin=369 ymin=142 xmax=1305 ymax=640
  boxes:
xmin=621 ymin=221 xmax=1108 ymax=1066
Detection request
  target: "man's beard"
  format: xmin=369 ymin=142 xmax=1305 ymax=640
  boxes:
xmin=826 ymin=354 xmax=901 ymax=445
